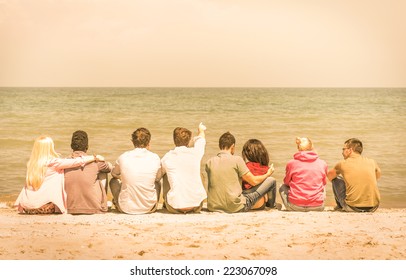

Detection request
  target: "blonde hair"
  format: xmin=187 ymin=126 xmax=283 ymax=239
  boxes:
xmin=296 ymin=137 xmax=313 ymax=151
xmin=26 ymin=136 xmax=59 ymax=190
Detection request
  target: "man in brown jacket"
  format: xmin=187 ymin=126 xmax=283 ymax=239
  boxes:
xmin=64 ymin=130 xmax=112 ymax=214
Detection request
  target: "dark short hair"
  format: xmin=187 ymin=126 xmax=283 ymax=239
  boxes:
xmin=242 ymin=139 xmax=270 ymax=166
xmin=71 ymin=130 xmax=88 ymax=152
xmin=219 ymin=132 xmax=235 ymax=150
xmin=344 ymin=138 xmax=363 ymax=154
xmin=132 ymin=128 xmax=151 ymax=148
xmin=173 ymin=127 xmax=192 ymax=147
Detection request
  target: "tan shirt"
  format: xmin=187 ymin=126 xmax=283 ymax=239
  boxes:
xmin=335 ymin=153 xmax=380 ymax=207
xmin=205 ymin=152 xmax=249 ymax=213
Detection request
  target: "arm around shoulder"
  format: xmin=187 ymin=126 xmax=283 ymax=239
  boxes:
xmin=242 ymin=165 xmax=274 ymax=186
xmin=98 ymin=161 xmax=113 ymax=172
xmin=52 ymin=155 xmax=97 ymax=170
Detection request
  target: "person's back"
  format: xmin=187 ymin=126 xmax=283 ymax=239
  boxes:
xmin=114 ymin=148 xmax=161 ymax=213
xmin=334 ymin=152 xmax=380 ymax=207
xmin=327 ymin=138 xmax=381 ymax=212
xmin=206 ymin=151 xmax=250 ymax=213
xmin=64 ymin=131 xmax=112 ymax=214
xmin=162 ymin=146 xmax=205 ymax=204
xmin=161 ymin=123 xmax=207 ymax=213
xmin=110 ymin=128 xmax=161 ymax=214
xmin=206 ymin=132 xmax=275 ymax=213
xmin=280 ymin=137 xmax=327 ymax=209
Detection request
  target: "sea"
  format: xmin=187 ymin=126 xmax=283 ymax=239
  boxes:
xmin=0 ymin=87 xmax=405 ymax=207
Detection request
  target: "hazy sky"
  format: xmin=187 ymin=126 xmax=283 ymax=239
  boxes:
xmin=1 ymin=0 xmax=405 ymax=87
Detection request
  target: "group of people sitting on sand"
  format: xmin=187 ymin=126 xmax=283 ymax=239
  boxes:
xmin=14 ymin=123 xmax=381 ymax=215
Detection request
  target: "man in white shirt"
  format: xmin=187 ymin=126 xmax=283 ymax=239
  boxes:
xmin=110 ymin=128 xmax=162 ymax=214
xmin=161 ymin=122 xmax=207 ymax=214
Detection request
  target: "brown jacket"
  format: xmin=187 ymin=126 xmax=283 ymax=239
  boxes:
xmin=64 ymin=151 xmax=112 ymax=214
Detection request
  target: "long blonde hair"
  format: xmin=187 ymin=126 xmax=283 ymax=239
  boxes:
xmin=26 ymin=136 xmax=59 ymax=190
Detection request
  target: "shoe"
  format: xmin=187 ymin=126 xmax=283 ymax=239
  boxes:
xmin=265 ymin=202 xmax=276 ymax=208
xmin=334 ymin=206 xmax=343 ymax=211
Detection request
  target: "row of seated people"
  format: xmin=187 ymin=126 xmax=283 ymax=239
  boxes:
xmin=15 ymin=124 xmax=381 ymax=215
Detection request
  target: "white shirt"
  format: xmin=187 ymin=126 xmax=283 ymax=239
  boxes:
xmin=161 ymin=136 xmax=207 ymax=209
xmin=112 ymin=148 xmax=161 ymax=214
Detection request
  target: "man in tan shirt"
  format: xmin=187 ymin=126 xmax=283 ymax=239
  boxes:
xmin=327 ymin=138 xmax=381 ymax=212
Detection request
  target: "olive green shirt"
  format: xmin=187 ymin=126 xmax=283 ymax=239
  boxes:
xmin=205 ymin=151 xmax=249 ymax=213
xmin=335 ymin=153 xmax=380 ymax=207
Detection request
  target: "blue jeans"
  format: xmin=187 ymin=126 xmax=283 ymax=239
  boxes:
xmin=242 ymin=177 xmax=277 ymax=212
xmin=332 ymin=177 xmax=378 ymax=212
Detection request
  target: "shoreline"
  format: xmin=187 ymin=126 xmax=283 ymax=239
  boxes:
xmin=2 ymin=192 xmax=406 ymax=209
xmin=0 ymin=204 xmax=405 ymax=260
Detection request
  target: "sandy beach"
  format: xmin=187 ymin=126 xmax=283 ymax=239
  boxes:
xmin=0 ymin=202 xmax=405 ymax=260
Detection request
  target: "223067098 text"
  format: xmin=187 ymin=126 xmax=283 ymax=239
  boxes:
xmin=223 ymin=266 xmax=277 ymax=276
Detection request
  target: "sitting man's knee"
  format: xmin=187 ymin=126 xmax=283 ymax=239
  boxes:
xmin=98 ymin=172 xmax=108 ymax=181
xmin=109 ymin=178 xmax=122 ymax=191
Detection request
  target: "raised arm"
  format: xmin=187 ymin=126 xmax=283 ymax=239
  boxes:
xmin=193 ymin=122 xmax=207 ymax=157
xmin=198 ymin=122 xmax=206 ymax=138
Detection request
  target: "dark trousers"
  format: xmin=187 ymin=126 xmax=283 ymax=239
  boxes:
xmin=332 ymin=177 xmax=378 ymax=212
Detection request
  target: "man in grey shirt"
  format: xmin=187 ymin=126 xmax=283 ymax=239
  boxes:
xmin=206 ymin=132 xmax=276 ymax=213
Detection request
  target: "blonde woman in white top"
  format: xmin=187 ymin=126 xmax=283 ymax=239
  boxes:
xmin=15 ymin=136 xmax=104 ymax=214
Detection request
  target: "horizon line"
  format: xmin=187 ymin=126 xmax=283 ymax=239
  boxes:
xmin=1 ymin=86 xmax=405 ymax=89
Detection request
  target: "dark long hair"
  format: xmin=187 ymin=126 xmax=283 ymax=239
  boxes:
xmin=242 ymin=139 xmax=270 ymax=166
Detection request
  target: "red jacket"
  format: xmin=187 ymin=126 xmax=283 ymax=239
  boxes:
xmin=242 ymin=162 xmax=269 ymax=190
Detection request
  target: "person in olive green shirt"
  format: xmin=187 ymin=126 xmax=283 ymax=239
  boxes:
xmin=327 ymin=138 xmax=381 ymax=212
xmin=205 ymin=132 xmax=276 ymax=213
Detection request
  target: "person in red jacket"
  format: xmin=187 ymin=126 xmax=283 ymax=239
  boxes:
xmin=279 ymin=137 xmax=328 ymax=211
xmin=241 ymin=139 xmax=276 ymax=209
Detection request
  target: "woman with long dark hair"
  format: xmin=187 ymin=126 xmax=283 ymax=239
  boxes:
xmin=241 ymin=139 xmax=276 ymax=210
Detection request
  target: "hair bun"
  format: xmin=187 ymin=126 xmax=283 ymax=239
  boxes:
xmin=296 ymin=137 xmax=313 ymax=151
